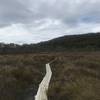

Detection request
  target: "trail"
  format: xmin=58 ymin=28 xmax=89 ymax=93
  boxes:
xmin=35 ymin=63 xmax=52 ymax=100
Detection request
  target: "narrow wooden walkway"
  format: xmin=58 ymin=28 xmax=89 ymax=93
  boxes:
xmin=35 ymin=63 xmax=52 ymax=100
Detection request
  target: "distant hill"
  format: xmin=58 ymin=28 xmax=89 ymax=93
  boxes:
xmin=36 ymin=32 xmax=100 ymax=51
xmin=0 ymin=32 xmax=100 ymax=54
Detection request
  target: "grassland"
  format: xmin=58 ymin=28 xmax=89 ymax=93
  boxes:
xmin=0 ymin=52 xmax=100 ymax=100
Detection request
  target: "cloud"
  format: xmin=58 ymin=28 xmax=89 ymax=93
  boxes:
xmin=1 ymin=0 xmax=100 ymax=26
xmin=0 ymin=0 xmax=100 ymax=43
xmin=0 ymin=21 xmax=100 ymax=44
xmin=0 ymin=0 xmax=33 ymax=27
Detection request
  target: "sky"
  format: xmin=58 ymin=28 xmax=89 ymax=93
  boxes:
xmin=0 ymin=0 xmax=100 ymax=44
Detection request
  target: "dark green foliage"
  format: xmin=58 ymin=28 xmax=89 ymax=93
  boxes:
xmin=0 ymin=33 xmax=100 ymax=54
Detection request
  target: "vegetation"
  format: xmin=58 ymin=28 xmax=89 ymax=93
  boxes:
xmin=0 ymin=52 xmax=100 ymax=100
xmin=0 ymin=33 xmax=100 ymax=54
xmin=0 ymin=33 xmax=100 ymax=100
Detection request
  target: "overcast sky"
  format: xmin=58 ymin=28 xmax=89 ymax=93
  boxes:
xmin=0 ymin=0 xmax=100 ymax=44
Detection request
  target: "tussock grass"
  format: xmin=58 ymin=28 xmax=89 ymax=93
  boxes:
xmin=0 ymin=52 xmax=99 ymax=100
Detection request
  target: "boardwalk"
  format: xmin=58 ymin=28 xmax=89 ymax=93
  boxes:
xmin=35 ymin=63 xmax=52 ymax=100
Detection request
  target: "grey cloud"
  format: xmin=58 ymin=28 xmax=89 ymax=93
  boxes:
xmin=0 ymin=0 xmax=33 ymax=27
xmin=27 ymin=0 xmax=100 ymax=26
xmin=0 ymin=0 xmax=100 ymax=27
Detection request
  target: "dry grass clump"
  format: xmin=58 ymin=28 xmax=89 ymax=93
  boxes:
xmin=0 ymin=52 xmax=100 ymax=100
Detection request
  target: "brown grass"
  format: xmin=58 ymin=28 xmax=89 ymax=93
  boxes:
xmin=0 ymin=52 xmax=100 ymax=100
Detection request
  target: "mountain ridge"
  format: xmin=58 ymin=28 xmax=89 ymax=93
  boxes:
xmin=0 ymin=32 xmax=100 ymax=54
